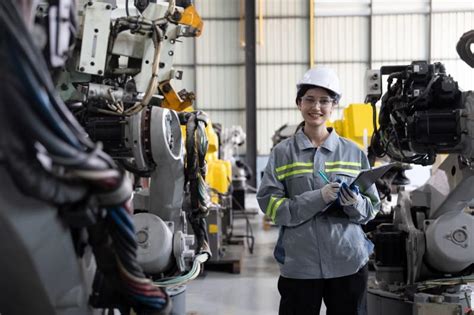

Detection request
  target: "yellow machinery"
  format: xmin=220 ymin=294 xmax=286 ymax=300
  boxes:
xmin=327 ymin=103 xmax=378 ymax=150
xmin=205 ymin=139 xmax=232 ymax=204
xmin=176 ymin=106 xmax=235 ymax=262
xmin=201 ymin=122 xmax=236 ymax=262
xmin=157 ymin=3 xmax=235 ymax=262
xmin=156 ymin=2 xmax=231 ymax=202
xmin=177 ymin=107 xmax=232 ymax=204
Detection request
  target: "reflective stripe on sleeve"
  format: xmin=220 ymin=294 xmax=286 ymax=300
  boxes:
xmin=266 ymin=196 xmax=287 ymax=223
xmin=266 ymin=197 xmax=277 ymax=216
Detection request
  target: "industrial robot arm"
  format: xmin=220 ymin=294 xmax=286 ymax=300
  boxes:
xmin=0 ymin=0 xmax=210 ymax=314
xmin=365 ymin=31 xmax=474 ymax=315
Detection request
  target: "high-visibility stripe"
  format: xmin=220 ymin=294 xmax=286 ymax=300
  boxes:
xmin=277 ymin=169 xmax=313 ymax=180
xmin=265 ymin=196 xmax=287 ymax=223
xmin=276 ymin=162 xmax=313 ymax=173
xmin=266 ymin=196 xmax=278 ymax=216
xmin=271 ymin=198 xmax=286 ymax=222
xmin=324 ymin=161 xmax=361 ymax=167
xmin=324 ymin=168 xmax=360 ymax=175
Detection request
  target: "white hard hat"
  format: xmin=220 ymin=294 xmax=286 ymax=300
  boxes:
xmin=297 ymin=66 xmax=342 ymax=99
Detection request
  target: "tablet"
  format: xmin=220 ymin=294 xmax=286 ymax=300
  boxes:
xmin=350 ymin=163 xmax=397 ymax=192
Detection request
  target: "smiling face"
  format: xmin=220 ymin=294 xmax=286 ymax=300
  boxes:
xmin=297 ymin=87 xmax=334 ymax=128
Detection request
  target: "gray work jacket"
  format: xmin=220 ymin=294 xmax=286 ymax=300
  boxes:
xmin=257 ymin=128 xmax=380 ymax=279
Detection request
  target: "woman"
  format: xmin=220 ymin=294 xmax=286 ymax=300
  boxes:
xmin=257 ymin=66 xmax=380 ymax=315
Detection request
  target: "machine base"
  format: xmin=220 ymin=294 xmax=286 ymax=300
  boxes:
xmin=205 ymin=244 xmax=244 ymax=274
xmin=368 ymin=287 xmax=472 ymax=315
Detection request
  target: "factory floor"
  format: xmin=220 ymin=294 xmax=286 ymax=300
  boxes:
xmin=186 ymin=193 xmax=327 ymax=315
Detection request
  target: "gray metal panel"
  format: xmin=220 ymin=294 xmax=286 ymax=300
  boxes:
xmin=257 ymin=18 xmax=308 ymax=63
xmin=326 ymin=62 xmax=369 ymax=107
xmin=196 ymin=20 xmax=243 ymax=64
xmin=195 ymin=65 xmax=245 ymax=110
xmin=315 ymin=0 xmax=371 ymax=17
xmin=371 ymin=0 xmax=430 ymax=15
xmin=171 ymin=66 xmax=195 ymax=94
xmin=372 ymin=14 xmax=429 ymax=62
xmin=330 ymin=106 xmax=345 ymax=121
xmin=432 ymin=0 xmax=474 ymax=13
xmin=431 ymin=12 xmax=474 ymax=60
xmin=195 ymin=0 xmax=240 ymax=18
xmin=263 ymin=0 xmax=307 ymax=17
xmin=201 ymin=110 xmax=246 ymax=138
xmin=315 ymin=16 xmax=369 ymax=62
xmin=313 ymin=0 xmax=471 ymax=16
xmin=173 ymin=37 xmax=195 ymax=65
xmin=256 ymin=108 xmax=303 ymax=155
xmin=436 ymin=59 xmax=474 ymax=91
xmin=78 ymin=2 xmax=112 ymax=75
xmin=257 ymin=64 xmax=307 ymax=109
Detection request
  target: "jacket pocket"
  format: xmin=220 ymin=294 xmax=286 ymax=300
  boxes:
xmin=282 ymin=220 xmax=317 ymax=266
xmin=284 ymin=173 xmax=313 ymax=197
xmin=327 ymin=216 xmax=366 ymax=260
xmin=274 ymin=227 xmax=286 ymax=264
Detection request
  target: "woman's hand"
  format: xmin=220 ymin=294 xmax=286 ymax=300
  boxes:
xmin=321 ymin=182 xmax=340 ymax=204
xmin=339 ymin=183 xmax=362 ymax=206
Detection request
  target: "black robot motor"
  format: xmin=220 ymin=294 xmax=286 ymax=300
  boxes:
xmin=370 ymin=61 xmax=466 ymax=165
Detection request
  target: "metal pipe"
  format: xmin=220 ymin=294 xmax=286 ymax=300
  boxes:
xmin=201 ymin=9 xmax=470 ymax=21
xmin=240 ymin=0 xmax=245 ymax=47
xmin=368 ymin=0 xmax=373 ymax=69
xmin=245 ymin=0 xmax=257 ymax=189
xmin=257 ymin=0 xmax=264 ymax=45
xmin=309 ymin=0 xmax=315 ymax=67
xmin=428 ymin=0 xmax=432 ymax=62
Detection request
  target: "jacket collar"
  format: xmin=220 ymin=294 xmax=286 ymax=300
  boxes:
xmin=295 ymin=127 xmax=339 ymax=152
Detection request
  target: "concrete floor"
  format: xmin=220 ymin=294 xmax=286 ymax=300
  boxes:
xmin=185 ymin=193 xmax=326 ymax=315
xmin=185 ymin=193 xmax=474 ymax=315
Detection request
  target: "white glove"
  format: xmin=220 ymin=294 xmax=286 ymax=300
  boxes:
xmin=339 ymin=184 xmax=361 ymax=206
xmin=320 ymin=182 xmax=340 ymax=204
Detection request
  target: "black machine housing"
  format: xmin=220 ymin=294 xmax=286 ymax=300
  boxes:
xmin=371 ymin=61 xmax=466 ymax=165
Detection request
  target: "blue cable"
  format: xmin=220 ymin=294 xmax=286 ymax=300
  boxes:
xmin=131 ymin=293 xmax=167 ymax=305
xmin=13 ymin=55 xmax=81 ymax=149
xmin=114 ymin=206 xmax=135 ymax=231
xmin=108 ymin=209 xmax=136 ymax=242
xmin=129 ymin=292 xmax=167 ymax=308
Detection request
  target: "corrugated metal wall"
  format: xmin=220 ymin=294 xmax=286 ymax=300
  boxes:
xmin=175 ymin=0 xmax=474 ymax=155
xmin=314 ymin=16 xmax=369 ymax=115
xmin=191 ymin=1 xmax=245 ymax=136
xmin=256 ymin=0 xmax=308 ymax=155
xmin=431 ymin=11 xmax=474 ymax=90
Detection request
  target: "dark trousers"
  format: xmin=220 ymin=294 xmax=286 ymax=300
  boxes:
xmin=278 ymin=264 xmax=368 ymax=315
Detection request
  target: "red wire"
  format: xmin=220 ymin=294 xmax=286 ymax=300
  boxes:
xmin=123 ymin=199 xmax=134 ymax=214
xmin=118 ymin=269 xmax=167 ymax=298
xmin=128 ymin=284 xmax=166 ymax=298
